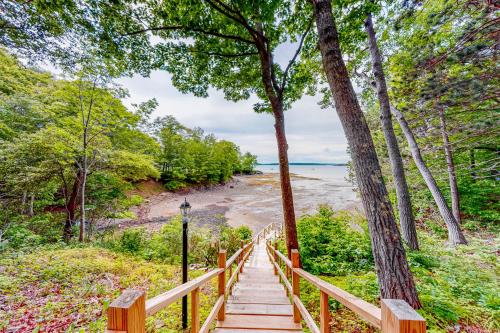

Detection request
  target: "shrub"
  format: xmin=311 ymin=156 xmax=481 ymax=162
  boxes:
xmin=118 ymin=228 xmax=146 ymax=254
xmin=297 ymin=206 xmax=374 ymax=275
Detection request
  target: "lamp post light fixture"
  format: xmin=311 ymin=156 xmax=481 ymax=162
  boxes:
xmin=180 ymin=198 xmax=191 ymax=330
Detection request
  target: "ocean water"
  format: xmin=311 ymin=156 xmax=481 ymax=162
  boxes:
xmin=254 ymin=164 xmax=358 ymax=212
xmin=256 ymin=164 xmax=350 ymax=184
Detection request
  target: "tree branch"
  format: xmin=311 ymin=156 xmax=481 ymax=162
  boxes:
xmin=123 ymin=25 xmax=255 ymax=45
xmin=189 ymin=49 xmax=258 ymax=58
xmin=279 ymin=17 xmax=313 ymax=95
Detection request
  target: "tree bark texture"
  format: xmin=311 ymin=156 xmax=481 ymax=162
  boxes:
xmin=438 ymin=108 xmax=461 ymax=224
xmin=313 ymin=0 xmax=421 ymax=308
xmin=365 ymin=14 xmax=419 ymax=250
xmin=64 ymin=170 xmax=81 ymax=242
xmin=391 ymin=106 xmax=467 ymax=245
xmin=255 ymin=36 xmax=299 ymax=258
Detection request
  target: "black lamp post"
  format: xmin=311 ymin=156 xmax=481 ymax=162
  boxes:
xmin=180 ymin=198 xmax=191 ymax=330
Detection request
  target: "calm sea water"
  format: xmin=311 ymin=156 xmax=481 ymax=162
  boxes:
xmin=256 ymin=164 xmax=349 ymax=184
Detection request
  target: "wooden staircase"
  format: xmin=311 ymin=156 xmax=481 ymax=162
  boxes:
xmin=106 ymin=222 xmax=426 ymax=333
xmin=215 ymin=241 xmax=302 ymax=332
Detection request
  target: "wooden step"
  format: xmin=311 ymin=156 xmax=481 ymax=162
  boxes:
xmin=216 ymin=315 xmax=302 ymax=330
xmin=226 ymin=303 xmax=293 ymax=316
xmin=233 ymin=290 xmax=286 ymax=298
xmin=228 ymin=295 xmax=291 ymax=305
xmin=214 ymin=329 xmax=302 ymax=333
xmin=235 ymin=284 xmax=284 ymax=291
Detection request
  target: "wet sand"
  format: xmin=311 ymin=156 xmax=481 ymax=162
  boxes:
xmin=116 ymin=172 xmax=361 ymax=234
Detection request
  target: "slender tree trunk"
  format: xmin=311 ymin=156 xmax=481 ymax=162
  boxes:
xmin=365 ymin=14 xmax=419 ymax=250
xmin=254 ymin=33 xmax=300 ymax=258
xmin=313 ymin=0 xmax=421 ymax=308
xmin=64 ymin=171 xmax=81 ymax=242
xmin=21 ymin=191 xmax=27 ymax=214
xmin=438 ymin=108 xmax=461 ymax=224
xmin=28 ymin=194 xmax=34 ymax=217
xmin=470 ymin=149 xmax=476 ymax=181
xmin=391 ymin=106 xmax=467 ymax=245
xmin=79 ymin=163 xmax=87 ymax=242
xmin=273 ymin=104 xmax=299 ymax=258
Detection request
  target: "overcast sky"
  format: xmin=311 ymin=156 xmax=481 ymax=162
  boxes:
xmin=117 ymin=71 xmax=349 ymax=163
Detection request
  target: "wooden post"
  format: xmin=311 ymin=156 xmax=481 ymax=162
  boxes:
xmin=107 ymin=289 xmax=145 ymax=333
xmin=291 ymin=249 xmax=301 ymax=323
xmin=381 ymin=299 xmax=426 ymax=333
xmin=229 ymin=263 xmax=233 ymax=295
xmin=218 ymin=250 xmax=227 ymax=321
xmin=191 ymin=287 xmax=200 ymax=333
xmin=273 ymin=241 xmax=278 ymax=275
xmin=239 ymin=241 xmax=244 ymax=273
xmin=320 ymin=291 xmax=330 ymax=333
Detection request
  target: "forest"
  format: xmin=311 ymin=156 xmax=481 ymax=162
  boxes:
xmin=0 ymin=0 xmax=498 ymax=332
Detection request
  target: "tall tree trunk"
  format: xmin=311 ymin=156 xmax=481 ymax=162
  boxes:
xmin=255 ymin=33 xmax=300 ymax=258
xmin=469 ymin=149 xmax=476 ymax=182
xmin=365 ymin=14 xmax=419 ymax=250
xmin=391 ymin=106 xmax=467 ymax=245
xmin=79 ymin=165 xmax=87 ymax=242
xmin=312 ymin=0 xmax=421 ymax=308
xmin=438 ymin=108 xmax=461 ymax=224
xmin=64 ymin=171 xmax=81 ymax=242
xmin=273 ymin=105 xmax=299 ymax=258
xmin=28 ymin=194 xmax=34 ymax=217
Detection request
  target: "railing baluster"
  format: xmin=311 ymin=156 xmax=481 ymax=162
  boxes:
xmin=273 ymin=241 xmax=278 ymax=276
xmin=320 ymin=291 xmax=330 ymax=333
xmin=107 ymin=289 xmax=145 ymax=333
xmin=291 ymin=249 xmax=301 ymax=323
xmin=239 ymin=241 xmax=244 ymax=273
xmin=191 ymin=287 xmax=200 ymax=333
xmin=217 ymin=250 xmax=227 ymax=321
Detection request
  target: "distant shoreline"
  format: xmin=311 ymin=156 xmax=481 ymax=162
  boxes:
xmin=257 ymin=162 xmax=348 ymax=166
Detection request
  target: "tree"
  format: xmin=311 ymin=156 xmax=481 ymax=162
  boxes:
xmin=390 ymin=105 xmax=467 ymax=245
xmin=364 ymin=12 xmax=419 ymax=250
xmin=311 ymin=0 xmax=421 ymax=308
xmin=89 ymin=0 xmax=317 ymax=256
xmin=0 ymin=51 xmax=159 ymax=241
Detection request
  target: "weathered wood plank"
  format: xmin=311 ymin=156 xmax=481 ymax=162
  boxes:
xmin=216 ymin=315 xmax=302 ymax=330
xmin=226 ymin=303 xmax=293 ymax=316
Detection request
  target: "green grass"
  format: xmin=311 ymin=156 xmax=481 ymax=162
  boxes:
xmin=0 ymin=246 xmax=218 ymax=332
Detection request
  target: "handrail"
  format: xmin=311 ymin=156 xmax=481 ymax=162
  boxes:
xmin=226 ymin=248 xmax=243 ymax=268
xmin=295 ymin=267 xmax=381 ymax=327
xmin=107 ymin=236 xmax=257 ymax=333
xmin=146 ymin=268 xmax=223 ymax=316
xmin=266 ymin=241 xmax=426 ymax=333
xmin=293 ymin=295 xmax=320 ymax=333
xmin=199 ymin=295 xmax=224 ymax=333
xmin=226 ymin=246 xmax=252 ymax=295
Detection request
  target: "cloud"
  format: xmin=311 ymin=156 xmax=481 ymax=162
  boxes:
xmin=117 ymin=70 xmax=349 ymax=163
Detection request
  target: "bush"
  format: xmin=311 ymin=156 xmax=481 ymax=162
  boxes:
xmin=297 ymin=206 xmax=374 ymax=275
xmin=118 ymin=228 xmax=146 ymax=254
xmin=3 ymin=225 xmax=42 ymax=249
xmin=101 ymin=218 xmax=252 ymax=267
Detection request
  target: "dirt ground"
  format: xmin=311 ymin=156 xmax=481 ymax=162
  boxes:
xmin=103 ymin=173 xmax=362 ymax=234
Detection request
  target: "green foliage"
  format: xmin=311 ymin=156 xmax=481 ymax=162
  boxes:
xmin=157 ymin=116 xmax=256 ymax=188
xmin=101 ymin=218 xmax=252 ymax=267
xmin=297 ymin=207 xmax=374 ymax=275
xmin=294 ymin=209 xmax=499 ymax=332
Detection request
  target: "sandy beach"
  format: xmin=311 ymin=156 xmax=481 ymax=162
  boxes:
xmin=108 ymin=167 xmax=362 ymax=234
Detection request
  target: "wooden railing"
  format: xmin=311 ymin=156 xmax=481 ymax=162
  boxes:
xmin=266 ymin=241 xmax=426 ymax=333
xmin=106 ymin=222 xmax=278 ymax=333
